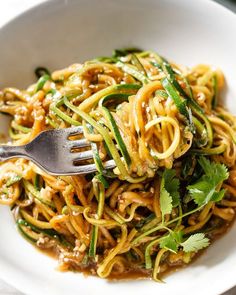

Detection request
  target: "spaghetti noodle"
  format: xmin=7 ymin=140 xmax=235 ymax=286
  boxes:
xmin=0 ymin=49 xmax=236 ymax=281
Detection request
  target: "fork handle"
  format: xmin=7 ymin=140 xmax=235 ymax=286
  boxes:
xmin=0 ymin=145 xmax=27 ymax=162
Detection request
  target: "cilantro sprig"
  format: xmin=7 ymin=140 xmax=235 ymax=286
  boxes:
xmin=160 ymin=157 xmax=229 ymax=221
xmin=160 ymin=231 xmax=209 ymax=253
xmin=138 ymin=157 xmax=229 ymax=272
xmin=187 ymin=156 xmax=229 ymax=206
xmin=145 ymin=230 xmax=210 ymax=269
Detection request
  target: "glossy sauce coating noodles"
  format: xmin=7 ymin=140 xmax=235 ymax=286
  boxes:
xmin=0 ymin=49 xmax=236 ymax=281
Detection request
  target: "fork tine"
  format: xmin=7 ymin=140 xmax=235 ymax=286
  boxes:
xmin=66 ymin=126 xmax=84 ymax=136
xmin=103 ymin=159 xmax=117 ymax=169
xmin=32 ymin=159 xmax=116 ymax=176
xmin=71 ymin=159 xmax=116 ymax=174
xmin=68 ymin=139 xmax=91 ymax=149
xmin=69 ymin=159 xmax=116 ymax=174
xmin=71 ymin=150 xmax=94 ymax=162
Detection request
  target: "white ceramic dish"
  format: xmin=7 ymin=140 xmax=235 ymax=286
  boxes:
xmin=0 ymin=0 xmax=236 ymax=294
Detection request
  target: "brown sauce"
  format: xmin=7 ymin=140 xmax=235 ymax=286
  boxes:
xmin=37 ymin=246 xmax=58 ymax=259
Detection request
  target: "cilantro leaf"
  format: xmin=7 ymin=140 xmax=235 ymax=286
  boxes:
xmin=160 ymin=169 xmax=180 ymax=221
xmin=198 ymin=156 xmax=228 ymax=184
xmin=211 ymin=189 xmax=226 ymax=202
xmin=180 ymin=233 xmax=210 ymax=252
xmin=187 ymin=157 xmax=229 ymax=206
xmin=160 ymin=187 xmax=172 ymax=220
xmin=187 ymin=181 xmax=215 ymax=206
xmin=160 ymin=234 xmax=178 ymax=253
xmin=160 ymin=231 xmax=183 ymax=253
xmin=163 ymin=169 xmax=180 ymax=207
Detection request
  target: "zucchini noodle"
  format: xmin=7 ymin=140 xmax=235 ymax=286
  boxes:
xmin=0 ymin=49 xmax=236 ymax=281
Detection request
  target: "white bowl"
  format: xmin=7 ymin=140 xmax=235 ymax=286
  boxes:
xmin=0 ymin=1 xmax=236 ymax=295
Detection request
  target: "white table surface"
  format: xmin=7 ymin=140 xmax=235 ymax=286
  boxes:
xmin=0 ymin=0 xmax=236 ymax=294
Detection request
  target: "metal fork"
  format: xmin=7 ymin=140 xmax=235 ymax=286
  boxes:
xmin=0 ymin=127 xmax=116 ymax=175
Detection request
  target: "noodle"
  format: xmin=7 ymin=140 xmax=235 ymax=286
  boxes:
xmin=0 ymin=49 xmax=236 ymax=282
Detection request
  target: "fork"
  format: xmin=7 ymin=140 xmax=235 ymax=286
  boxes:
xmin=0 ymin=127 xmax=116 ymax=175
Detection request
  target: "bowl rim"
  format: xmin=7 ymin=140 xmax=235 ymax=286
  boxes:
xmin=0 ymin=1 xmax=236 ymax=295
